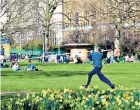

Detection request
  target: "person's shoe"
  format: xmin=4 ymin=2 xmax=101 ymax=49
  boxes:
xmin=82 ymin=85 xmax=88 ymax=88
xmin=110 ymin=84 xmax=115 ymax=89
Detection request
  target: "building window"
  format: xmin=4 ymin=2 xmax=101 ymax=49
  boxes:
xmin=75 ymin=12 xmax=79 ymax=26
xmin=85 ymin=11 xmax=89 ymax=26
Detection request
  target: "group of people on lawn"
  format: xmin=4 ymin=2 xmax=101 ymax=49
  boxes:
xmin=11 ymin=59 xmax=36 ymax=71
xmin=105 ymin=48 xmax=139 ymax=64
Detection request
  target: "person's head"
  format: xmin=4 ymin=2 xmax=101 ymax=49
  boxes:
xmin=15 ymin=61 xmax=18 ymax=65
xmin=94 ymin=46 xmax=100 ymax=52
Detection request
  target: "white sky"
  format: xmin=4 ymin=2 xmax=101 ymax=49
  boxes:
xmin=0 ymin=12 xmax=7 ymax=29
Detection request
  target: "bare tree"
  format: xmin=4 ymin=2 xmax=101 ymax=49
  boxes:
xmin=1 ymin=0 xmax=69 ymax=50
xmin=80 ymin=0 xmax=140 ymax=37
xmin=74 ymin=0 xmax=140 ymax=51
xmin=120 ymin=28 xmax=140 ymax=54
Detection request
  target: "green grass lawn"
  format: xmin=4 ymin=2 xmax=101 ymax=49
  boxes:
xmin=1 ymin=62 xmax=140 ymax=92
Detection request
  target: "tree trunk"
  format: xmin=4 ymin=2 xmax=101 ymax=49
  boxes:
xmin=46 ymin=0 xmax=49 ymax=51
xmin=114 ymin=29 xmax=120 ymax=50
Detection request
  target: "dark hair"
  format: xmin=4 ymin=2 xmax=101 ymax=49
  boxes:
xmin=98 ymin=47 xmax=101 ymax=52
xmin=95 ymin=46 xmax=101 ymax=52
xmin=29 ymin=59 xmax=32 ymax=63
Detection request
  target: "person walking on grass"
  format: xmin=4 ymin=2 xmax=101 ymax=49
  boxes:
xmin=83 ymin=46 xmax=115 ymax=89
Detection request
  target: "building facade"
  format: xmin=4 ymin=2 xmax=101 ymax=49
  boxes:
xmin=62 ymin=0 xmax=114 ymax=47
xmin=2 ymin=0 xmax=63 ymax=48
xmin=49 ymin=2 xmax=63 ymax=47
xmin=62 ymin=0 xmax=140 ymax=50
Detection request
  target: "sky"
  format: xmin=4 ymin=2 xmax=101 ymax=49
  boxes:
xmin=0 ymin=11 xmax=7 ymax=29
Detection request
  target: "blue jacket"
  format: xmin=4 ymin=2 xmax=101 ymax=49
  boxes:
xmin=27 ymin=64 xmax=36 ymax=70
xmin=88 ymin=52 xmax=103 ymax=67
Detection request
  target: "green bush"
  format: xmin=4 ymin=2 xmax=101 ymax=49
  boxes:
xmin=1 ymin=86 xmax=140 ymax=110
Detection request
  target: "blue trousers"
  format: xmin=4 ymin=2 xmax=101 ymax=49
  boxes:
xmin=86 ymin=67 xmax=113 ymax=87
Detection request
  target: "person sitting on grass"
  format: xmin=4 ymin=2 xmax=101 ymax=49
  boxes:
xmin=25 ymin=59 xmax=36 ymax=71
xmin=129 ymin=54 xmax=135 ymax=62
xmin=12 ymin=61 xmax=21 ymax=71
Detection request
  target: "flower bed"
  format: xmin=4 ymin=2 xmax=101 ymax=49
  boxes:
xmin=2 ymin=86 xmax=140 ymax=110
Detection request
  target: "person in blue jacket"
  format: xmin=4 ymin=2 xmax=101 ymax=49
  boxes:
xmin=83 ymin=46 xmax=115 ymax=89
xmin=25 ymin=59 xmax=36 ymax=71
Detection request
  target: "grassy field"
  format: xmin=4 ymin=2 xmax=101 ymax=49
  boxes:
xmin=1 ymin=62 xmax=140 ymax=92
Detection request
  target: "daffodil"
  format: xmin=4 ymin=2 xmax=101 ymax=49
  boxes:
xmin=49 ymin=94 xmax=54 ymax=100
xmin=81 ymin=100 xmax=86 ymax=105
xmin=118 ymin=100 xmax=122 ymax=105
xmin=102 ymin=90 xmax=105 ymax=94
xmin=94 ymin=86 xmax=99 ymax=89
xmin=88 ymin=94 xmax=92 ymax=98
xmin=39 ymin=98 xmax=43 ymax=101
xmin=26 ymin=93 xmax=29 ymax=99
xmin=53 ymin=89 xmax=60 ymax=94
xmin=8 ymin=106 xmax=11 ymax=108
xmin=79 ymin=86 xmax=84 ymax=90
xmin=96 ymin=101 xmax=99 ymax=104
xmin=110 ymin=89 xmax=114 ymax=92
xmin=20 ymin=99 xmax=24 ymax=103
xmin=135 ymin=101 xmax=140 ymax=106
xmin=17 ymin=93 xmax=20 ymax=97
xmin=97 ymin=91 xmax=100 ymax=94
xmin=56 ymin=94 xmax=62 ymax=98
xmin=47 ymin=88 xmax=51 ymax=93
xmin=68 ymin=95 xmax=71 ymax=98
xmin=64 ymin=88 xmax=69 ymax=93
xmin=101 ymin=95 xmax=106 ymax=99
xmin=32 ymin=93 xmax=35 ymax=98
xmin=102 ymin=99 xmax=107 ymax=105
xmin=132 ymin=106 xmax=135 ymax=109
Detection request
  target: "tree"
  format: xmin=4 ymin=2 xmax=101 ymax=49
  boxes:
xmin=77 ymin=0 xmax=140 ymax=51
xmin=1 ymin=0 xmax=68 ymax=50
xmin=22 ymin=39 xmax=43 ymax=50
xmin=80 ymin=0 xmax=140 ymax=35
xmin=33 ymin=0 xmax=64 ymax=50
xmin=0 ymin=0 xmax=35 ymax=30
xmin=0 ymin=0 xmax=44 ymax=48
xmin=120 ymin=29 xmax=140 ymax=55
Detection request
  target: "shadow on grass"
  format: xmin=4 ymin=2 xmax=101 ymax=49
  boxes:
xmin=20 ymin=62 xmax=61 ymax=67
xmin=1 ymin=70 xmax=89 ymax=78
xmin=2 ymin=69 xmax=138 ymax=79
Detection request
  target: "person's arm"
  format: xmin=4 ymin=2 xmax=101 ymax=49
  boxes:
xmin=25 ymin=64 xmax=30 ymax=71
xmin=101 ymin=50 xmax=107 ymax=60
xmin=88 ymin=52 xmax=92 ymax=61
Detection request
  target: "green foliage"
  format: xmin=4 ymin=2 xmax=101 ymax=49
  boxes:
xmin=22 ymin=40 xmax=43 ymax=50
xmin=1 ymin=86 xmax=140 ymax=110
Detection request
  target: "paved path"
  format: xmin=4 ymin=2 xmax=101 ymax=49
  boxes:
xmin=1 ymin=92 xmax=35 ymax=95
